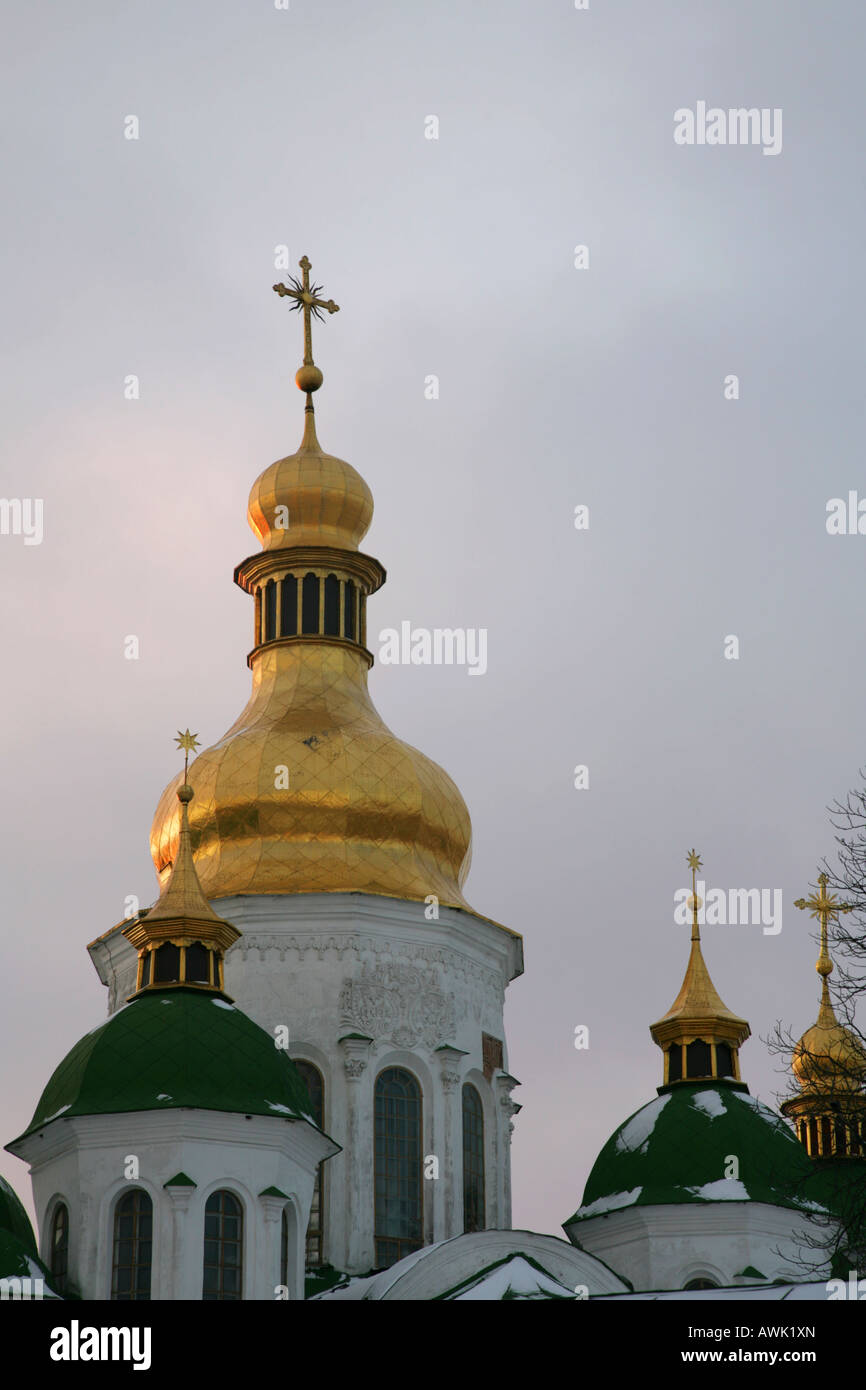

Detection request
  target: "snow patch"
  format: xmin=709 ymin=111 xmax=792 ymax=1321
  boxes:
xmin=265 ymin=1101 xmax=295 ymax=1115
xmin=691 ymin=1090 xmax=726 ymax=1119
xmin=155 ymin=1094 xmax=173 ymax=1102
xmin=453 ymin=1256 xmax=575 ymax=1301
xmin=41 ymin=1104 xmax=71 ymax=1124
xmin=615 ymin=1095 xmax=671 ymax=1154
xmin=576 ymin=1187 xmax=643 ymax=1219
xmin=686 ymin=1178 xmax=750 ymax=1202
xmin=211 ymin=999 xmax=234 ymax=1011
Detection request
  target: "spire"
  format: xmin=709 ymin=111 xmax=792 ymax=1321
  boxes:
xmin=650 ymin=850 xmax=750 ymax=1090
xmin=782 ymin=870 xmax=866 ymax=1159
xmin=124 ymin=733 xmax=240 ymax=998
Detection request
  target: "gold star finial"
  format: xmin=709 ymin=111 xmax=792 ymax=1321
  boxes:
xmin=686 ymin=849 xmax=702 ymax=941
xmin=273 ymin=255 xmax=340 ymax=402
xmin=794 ymin=870 xmax=853 ymax=982
xmin=175 ymin=728 xmax=200 ymax=782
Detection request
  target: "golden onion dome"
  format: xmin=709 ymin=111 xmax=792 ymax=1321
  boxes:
xmin=149 ymin=641 xmax=474 ymax=906
xmin=247 ymin=408 xmax=374 ymax=552
xmin=791 ymin=986 xmax=866 ymax=1094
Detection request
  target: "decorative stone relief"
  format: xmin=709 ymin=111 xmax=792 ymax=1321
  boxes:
xmin=339 ymin=962 xmax=456 ymax=1048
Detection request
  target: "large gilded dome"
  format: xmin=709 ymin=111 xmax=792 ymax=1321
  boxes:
xmin=150 ymin=642 xmax=474 ymax=906
xmin=150 ymin=374 xmax=474 ymax=908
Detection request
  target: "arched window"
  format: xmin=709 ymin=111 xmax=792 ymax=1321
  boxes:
xmin=374 ymin=1067 xmax=422 ymax=1268
xmin=301 ymin=573 xmax=319 ymax=634
xmin=716 ymin=1043 xmax=734 ymax=1077
xmin=184 ymin=942 xmax=209 ymax=983
xmin=50 ymin=1203 xmax=69 ymax=1295
xmin=264 ymin=579 xmax=277 ymax=641
xmin=462 ymin=1084 xmax=485 ymax=1233
xmin=667 ymin=1045 xmax=682 ymax=1082
xmin=686 ymin=1039 xmax=712 ymax=1078
xmin=111 ymin=1190 xmax=152 ymax=1300
xmin=153 ymin=942 xmax=180 ymax=984
xmin=684 ymin=1277 xmax=718 ymax=1290
xmin=323 ymin=575 xmax=340 ymax=636
xmin=343 ymin=581 xmax=356 ymax=641
xmin=281 ymin=575 xmax=298 ymax=637
xmin=203 ymin=1190 xmax=243 ymax=1300
xmin=293 ymin=1060 xmax=325 ymax=1268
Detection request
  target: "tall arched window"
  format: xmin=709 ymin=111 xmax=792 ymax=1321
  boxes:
xmin=293 ymin=1059 xmax=325 ymax=1268
xmin=462 ymin=1084 xmax=485 ymax=1233
xmin=264 ymin=579 xmax=277 ymax=641
xmin=374 ymin=1067 xmax=422 ymax=1268
xmin=280 ymin=1207 xmax=289 ymax=1289
xmin=323 ymin=575 xmax=340 ymax=635
xmin=301 ymin=573 xmax=319 ymax=633
xmin=686 ymin=1039 xmax=712 ymax=1078
xmin=343 ymin=580 xmax=356 ymax=641
xmin=50 ymin=1203 xmax=69 ymax=1296
xmin=203 ymin=1190 xmax=243 ymax=1300
xmin=281 ymin=575 xmax=298 ymax=636
xmin=111 ymin=1190 xmax=152 ymax=1300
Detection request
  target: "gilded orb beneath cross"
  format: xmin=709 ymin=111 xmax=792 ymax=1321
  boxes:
xmin=296 ymin=363 xmax=324 ymax=392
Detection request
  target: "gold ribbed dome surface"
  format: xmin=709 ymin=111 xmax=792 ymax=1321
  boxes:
xmin=791 ymin=991 xmax=866 ymax=1093
xmin=149 ymin=643 xmax=474 ymax=907
xmin=247 ymin=413 xmax=374 ymax=552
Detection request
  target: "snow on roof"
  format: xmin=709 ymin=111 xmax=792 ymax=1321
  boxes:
xmin=40 ymin=1104 xmax=71 ymax=1124
xmin=614 ymin=1094 xmax=671 ymax=1154
xmin=450 ymin=1255 xmax=576 ymax=1301
xmin=690 ymin=1089 xmax=726 ymax=1119
xmin=686 ymin=1177 xmax=750 ymax=1201
xmin=575 ymin=1187 xmax=643 ymax=1219
xmin=211 ymin=999 xmax=234 ymax=1011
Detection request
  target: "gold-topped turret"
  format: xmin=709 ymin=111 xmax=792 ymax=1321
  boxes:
xmin=782 ymin=871 xmax=866 ymax=1158
xmin=650 ymin=851 xmax=751 ymax=1090
xmin=127 ymin=733 xmax=240 ymax=997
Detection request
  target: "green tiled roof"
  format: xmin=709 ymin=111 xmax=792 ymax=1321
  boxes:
xmin=566 ymin=1084 xmax=830 ymax=1225
xmin=13 ymin=989 xmax=318 ymax=1141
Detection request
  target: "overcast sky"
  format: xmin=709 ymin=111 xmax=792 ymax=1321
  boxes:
xmin=2 ymin=1 xmax=864 ymax=1240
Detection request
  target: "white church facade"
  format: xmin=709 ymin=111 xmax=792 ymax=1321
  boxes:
xmin=3 ymin=260 xmax=861 ymax=1302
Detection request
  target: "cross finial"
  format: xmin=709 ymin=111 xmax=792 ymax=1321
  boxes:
xmin=794 ymin=870 xmax=853 ymax=982
xmin=273 ymin=255 xmax=340 ymax=401
xmin=175 ymin=728 xmax=200 ymax=783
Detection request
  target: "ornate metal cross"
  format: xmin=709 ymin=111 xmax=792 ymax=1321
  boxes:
xmin=273 ymin=255 xmax=339 ymax=369
xmin=794 ymin=871 xmax=853 ymax=974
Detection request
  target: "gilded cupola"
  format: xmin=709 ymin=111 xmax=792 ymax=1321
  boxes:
xmin=781 ymin=871 xmax=866 ymax=1159
xmin=650 ymin=851 xmax=751 ymax=1090
xmin=149 ymin=258 xmax=474 ymax=909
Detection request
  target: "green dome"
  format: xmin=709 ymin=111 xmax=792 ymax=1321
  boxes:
xmin=0 ymin=1175 xmax=55 ymax=1290
xmin=14 ymin=989 xmax=319 ymax=1142
xmin=566 ymin=1084 xmax=829 ymax=1226
xmin=0 ymin=1174 xmax=37 ymax=1255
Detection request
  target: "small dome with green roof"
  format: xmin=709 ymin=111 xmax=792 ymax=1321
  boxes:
xmin=12 ymin=987 xmax=319 ymax=1143
xmin=565 ymin=1083 xmax=828 ymax=1226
